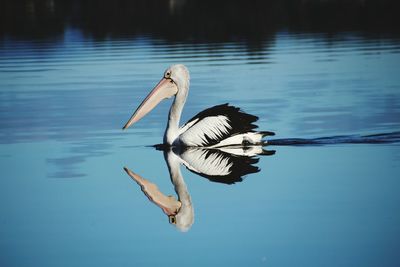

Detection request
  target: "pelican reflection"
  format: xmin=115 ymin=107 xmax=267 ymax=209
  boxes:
xmin=124 ymin=146 xmax=274 ymax=231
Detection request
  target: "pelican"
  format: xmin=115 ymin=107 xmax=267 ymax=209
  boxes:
xmin=122 ymin=64 xmax=274 ymax=147
xmin=124 ymin=149 xmax=194 ymax=232
xmin=124 ymin=145 xmax=275 ymax=231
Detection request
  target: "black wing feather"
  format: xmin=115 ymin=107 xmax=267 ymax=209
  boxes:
xmin=178 ymin=147 xmax=260 ymax=184
xmin=182 ymin=103 xmax=260 ymax=146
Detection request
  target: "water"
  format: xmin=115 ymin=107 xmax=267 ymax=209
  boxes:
xmin=1 ymin=1 xmax=400 ymax=266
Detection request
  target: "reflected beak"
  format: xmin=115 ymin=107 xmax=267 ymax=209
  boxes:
xmin=122 ymin=78 xmax=178 ymax=130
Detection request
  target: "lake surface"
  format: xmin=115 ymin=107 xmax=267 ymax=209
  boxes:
xmin=1 ymin=1 xmax=400 ymax=266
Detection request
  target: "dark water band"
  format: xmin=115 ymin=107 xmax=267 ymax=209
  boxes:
xmin=268 ymin=132 xmax=400 ymax=146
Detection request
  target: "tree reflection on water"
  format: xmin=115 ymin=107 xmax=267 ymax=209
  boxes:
xmin=2 ymin=0 xmax=400 ymax=45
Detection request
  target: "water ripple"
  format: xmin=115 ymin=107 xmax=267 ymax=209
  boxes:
xmin=1 ymin=31 xmax=400 ymax=178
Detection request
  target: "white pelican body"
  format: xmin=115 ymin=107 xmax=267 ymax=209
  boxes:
xmin=123 ymin=64 xmax=274 ymax=147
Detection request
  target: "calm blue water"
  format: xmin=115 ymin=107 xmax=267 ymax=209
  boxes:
xmin=1 ymin=18 xmax=400 ymax=267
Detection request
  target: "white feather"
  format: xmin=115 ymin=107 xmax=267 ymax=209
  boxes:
xmin=178 ymin=118 xmax=199 ymax=136
xmin=179 ymin=116 xmax=232 ymax=146
xmin=217 ymin=146 xmax=265 ymax=157
xmin=210 ymin=132 xmax=264 ymax=148
xmin=180 ymin=148 xmax=232 ymax=176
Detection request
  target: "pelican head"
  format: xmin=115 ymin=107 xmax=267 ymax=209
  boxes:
xmin=122 ymin=64 xmax=190 ymax=130
xmin=170 ymin=203 xmax=194 ymax=232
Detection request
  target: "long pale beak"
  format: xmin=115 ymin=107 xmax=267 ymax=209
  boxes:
xmin=123 ymin=167 xmax=181 ymax=216
xmin=122 ymin=78 xmax=178 ymax=130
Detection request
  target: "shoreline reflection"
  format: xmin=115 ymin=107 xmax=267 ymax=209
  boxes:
xmin=124 ymin=146 xmax=275 ymax=231
xmin=2 ymin=0 xmax=399 ymax=43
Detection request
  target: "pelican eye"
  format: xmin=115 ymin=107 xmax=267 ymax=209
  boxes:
xmin=168 ymin=215 xmax=177 ymax=224
xmin=165 ymin=71 xmax=171 ymax=78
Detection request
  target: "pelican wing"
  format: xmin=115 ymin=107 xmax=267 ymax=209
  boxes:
xmin=178 ymin=147 xmax=260 ymax=184
xmin=179 ymin=104 xmax=260 ymax=147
